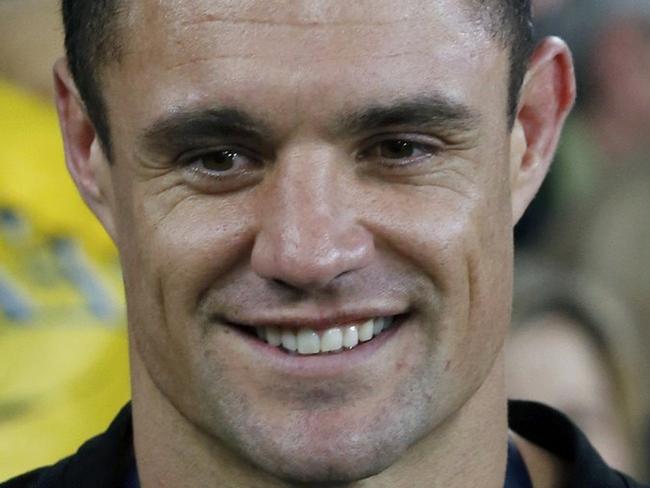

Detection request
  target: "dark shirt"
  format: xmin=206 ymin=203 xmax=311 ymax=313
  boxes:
xmin=124 ymin=464 xmax=139 ymax=488
xmin=505 ymin=439 xmax=533 ymax=488
xmin=2 ymin=401 xmax=646 ymax=487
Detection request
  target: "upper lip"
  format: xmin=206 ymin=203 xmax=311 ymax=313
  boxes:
xmin=222 ymin=309 xmax=407 ymax=331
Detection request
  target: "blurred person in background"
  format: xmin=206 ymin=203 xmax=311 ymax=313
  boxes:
xmin=529 ymin=0 xmax=650 ymax=288
xmin=518 ymin=0 xmax=650 ymax=247
xmin=507 ymin=255 xmax=648 ymax=482
xmin=512 ymin=0 xmax=650 ymax=479
xmin=0 ymin=0 xmax=128 ymax=480
xmin=519 ymin=0 xmax=650 ymax=458
xmin=566 ymin=0 xmax=650 ymax=397
xmin=537 ymin=0 xmax=650 ymax=224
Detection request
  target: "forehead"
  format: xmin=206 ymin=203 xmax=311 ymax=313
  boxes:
xmin=109 ymin=0 xmax=506 ymax=134
xmin=123 ymin=0 xmax=492 ymax=59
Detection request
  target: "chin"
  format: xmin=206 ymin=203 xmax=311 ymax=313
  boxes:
xmin=261 ymin=448 xmax=397 ymax=486
xmin=233 ymin=418 xmax=417 ymax=486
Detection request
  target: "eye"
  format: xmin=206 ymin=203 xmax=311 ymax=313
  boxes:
xmin=183 ymin=149 xmax=254 ymax=174
xmin=178 ymin=147 xmax=264 ymax=193
xmin=358 ymin=137 xmax=442 ymax=167
xmin=378 ymin=140 xmax=420 ymax=159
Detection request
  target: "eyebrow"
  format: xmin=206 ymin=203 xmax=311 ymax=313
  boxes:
xmin=138 ymin=94 xmax=480 ymax=157
xmin=138 ymin=107 xmax=273 ymax=156
xmin=333 ymin=94 xmax=481 ymax=138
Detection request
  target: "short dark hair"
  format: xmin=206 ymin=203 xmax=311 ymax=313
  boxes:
xmin=61 ymin=0 xmax=534 ymax=159
xmin=491 ymin=0 xmax=535 ymax=124
xmin=62 ymin=0 xmax=125 ymax=159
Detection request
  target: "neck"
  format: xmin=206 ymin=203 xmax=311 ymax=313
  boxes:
xmin=131 ymin=348 xmax=509 ymax=488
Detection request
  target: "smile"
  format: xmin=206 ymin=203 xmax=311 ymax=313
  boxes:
xmin=253 ymin=317 xmax=397 ymax=356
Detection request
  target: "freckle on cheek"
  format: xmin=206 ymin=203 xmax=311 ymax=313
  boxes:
xmin=445 ymin=360 xmax=451 ymax=372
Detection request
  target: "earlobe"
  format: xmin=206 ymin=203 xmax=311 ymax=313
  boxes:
xmin=53 ymin=58 xmax=117 ymax=241
xmin=510 ymin=37 xmax=576 ymax=224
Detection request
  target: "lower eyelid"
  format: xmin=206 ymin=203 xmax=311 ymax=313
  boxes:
xmin=382 ymin=154 xmax=436 ymax=166
xmin=181 ymin=165 xmax=264 ymax=192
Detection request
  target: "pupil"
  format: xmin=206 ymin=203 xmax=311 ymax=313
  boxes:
xmin=202 ymin=151 xmax=236 ymax=171
xmin=382 ymin=140 xmax=413 ymax=159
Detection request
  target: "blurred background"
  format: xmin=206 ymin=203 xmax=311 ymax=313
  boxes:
xmin=0 ymin=0 xmax=649 ymax=482
xmin=510 ymin=0 xmax=650 ymax=481
xmin=0 ymin=0 xmax=129 ymax=480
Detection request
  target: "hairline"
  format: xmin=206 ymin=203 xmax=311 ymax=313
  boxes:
xmin=66 ymin=0 xmax=532 ymax=159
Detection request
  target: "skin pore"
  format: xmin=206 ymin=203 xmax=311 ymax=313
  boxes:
xmin=54 ymin=0 xmax=575 ymax=486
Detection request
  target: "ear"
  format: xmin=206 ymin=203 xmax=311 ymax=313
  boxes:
xmin=509 ymin=37 xmax=576 ymax=224
xmin=53 ymin=58 xmax=117 ymax=241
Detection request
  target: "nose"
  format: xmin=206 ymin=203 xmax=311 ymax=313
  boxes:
xmin=251 ymin=148 xmax=375 ymax=291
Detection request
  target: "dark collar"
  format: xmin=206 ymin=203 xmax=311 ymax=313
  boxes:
xmin=505 ymin=438 xmax=532 ymax=488
xmin=508 ymin=400 xmax=642 ymax=488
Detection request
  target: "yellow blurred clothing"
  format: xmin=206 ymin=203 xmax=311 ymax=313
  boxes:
xmin=0 ymin=79 xmax=114 ymax=262
xmin=0 ymin=79 xmax=129 ymax=481
xmin=0 ymin=326 xmax=129 ymax=480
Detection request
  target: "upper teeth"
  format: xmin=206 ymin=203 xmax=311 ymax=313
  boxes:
xmin=255 ymin=317 xmax=395 ymax=355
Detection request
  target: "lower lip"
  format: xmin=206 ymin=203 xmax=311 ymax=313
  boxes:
xmin=229 ymin=317 xmax=408 ymax=378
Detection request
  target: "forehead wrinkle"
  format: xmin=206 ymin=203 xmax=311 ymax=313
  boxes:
xmin=122 ymin=1 xmax=497 ymax=72
xmin=174 ymin=0 xmax=422 ymax=28
xmin=108 ymin=0 xmax=498 ymax=68
xmin=153 ymin=0 xmax=491 ymax=39
xmin=166 ymin=48 xmax=437 ymax=73
xmin=179 ymin=13 xmax=409 ymax=28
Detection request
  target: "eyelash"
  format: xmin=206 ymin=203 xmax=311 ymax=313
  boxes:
xmin=179 ymin=147 xmax=259 ymax=173
xmin=174 ymin=146 xmax=266 ymax=193
xmin=357 ymin=136 xmax=444 ymax=168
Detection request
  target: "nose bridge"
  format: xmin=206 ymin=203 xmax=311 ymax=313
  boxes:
xmin=270 ymin=149 xmax=337 ymax=261
xmin=282 ymin=145 xmax=334 ymax=222
xmin=251 ymin=145 xmax=374 ymax=290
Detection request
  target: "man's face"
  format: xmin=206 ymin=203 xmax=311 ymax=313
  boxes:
xmin=101 ymin=0 xmax=514 ymax=482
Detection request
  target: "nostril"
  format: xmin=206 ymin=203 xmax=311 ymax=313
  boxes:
xmin=270 ymin=277 xmax=299 ymax=291
xmin=272 ymin=278 xmax=289 ymax=288
xmin=268 ymin=277 xmax=321 ymax=298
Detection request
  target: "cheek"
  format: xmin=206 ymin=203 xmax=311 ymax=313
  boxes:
xmin=123 ymin=182 xmax=256 ymax=307
xmin=368 ymin=170 xmax=512 ymax=296
xmin=459 ymin=186 xmax=513 ymax=378
xmin=113 ymin=178 xmax=257 ymax=378
xmin=365 ymin=173 xmax=512 ymax=374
